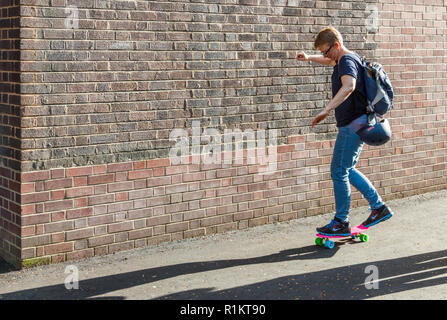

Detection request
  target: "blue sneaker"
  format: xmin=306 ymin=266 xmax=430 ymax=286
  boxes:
xmin=316 ymin=217 xmax=351 ymax=237
xmin=361 ymin=204 xmax=393 ymax=228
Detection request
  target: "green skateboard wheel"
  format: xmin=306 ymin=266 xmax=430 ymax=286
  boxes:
xmin=360 ymin=234 xmax=369 ymax=242
xmin=315 ymin=237 xmax=324 ymax=246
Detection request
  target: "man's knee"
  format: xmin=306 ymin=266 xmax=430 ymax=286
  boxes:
xmin=330 ymin=164 xmax=349 ymax=182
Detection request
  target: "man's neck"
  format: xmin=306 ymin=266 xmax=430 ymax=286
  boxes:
xmin=336 ymin=47 xmax=353 ymax=63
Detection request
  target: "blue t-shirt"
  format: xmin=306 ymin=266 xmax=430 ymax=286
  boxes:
xmin=331 ymin=53 xmax=368 ymax=127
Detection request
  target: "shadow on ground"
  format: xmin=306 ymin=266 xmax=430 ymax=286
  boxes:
xmin=1 ymin=246 xmax=446 ymax=300
xmin=0 ymin=258 xmax=17 ymax=274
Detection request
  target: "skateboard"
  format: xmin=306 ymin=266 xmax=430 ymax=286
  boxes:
xmin=315 ymin=225 xmax=369 ymax=249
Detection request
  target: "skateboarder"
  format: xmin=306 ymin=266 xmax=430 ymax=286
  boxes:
xmin=296 ymin=26 xmax=393 ymax=236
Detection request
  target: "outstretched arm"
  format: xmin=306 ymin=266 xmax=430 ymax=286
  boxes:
xmin=296 ymin=51 xmax=336 ymax=66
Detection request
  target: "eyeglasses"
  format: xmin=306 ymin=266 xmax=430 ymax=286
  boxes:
xmin=323 ymin=44 xmax=333 ymax=57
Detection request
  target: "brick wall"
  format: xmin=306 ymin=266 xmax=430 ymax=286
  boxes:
xmin=19 ymin=0 xmax=375 ymax=171
xmin=0 ymin=0 xmax=21 ymax=266
xmin=0 ymin=0 xmax=446 ymax=267
xmin=375 ymin=0 xmax=447 ymax=195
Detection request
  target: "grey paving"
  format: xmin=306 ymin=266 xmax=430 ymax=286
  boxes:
xmin=0 ymin=189 xmax=446 ymax=300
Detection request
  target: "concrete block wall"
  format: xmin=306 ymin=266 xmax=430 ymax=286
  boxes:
xmin=0 ymin=0 xmax=446 ymax=268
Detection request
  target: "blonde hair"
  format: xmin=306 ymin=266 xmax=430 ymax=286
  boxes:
xmin=314 ymin=26 xmax=344 ymax=49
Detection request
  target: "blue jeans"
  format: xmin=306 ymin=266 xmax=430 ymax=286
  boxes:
xmin=331 ymin=126 xmax=384 ymax=222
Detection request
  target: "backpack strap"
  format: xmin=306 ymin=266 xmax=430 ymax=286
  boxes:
xmin=344 ymin=54 xmax=371 ymax=115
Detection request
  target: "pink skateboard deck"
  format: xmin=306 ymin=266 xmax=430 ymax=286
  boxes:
xmin=315 ymin=225 xmax=369 ymax=249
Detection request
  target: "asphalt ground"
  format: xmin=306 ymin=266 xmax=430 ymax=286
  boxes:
xmin=0 ymin=189 xmax=446 ymax=301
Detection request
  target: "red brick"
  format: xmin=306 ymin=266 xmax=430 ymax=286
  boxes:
xmin=147 ymin=176 xmax=171 ymax=187
xmin=153 ymin=167 xmax=165 ymax=176
xmin=22 ymin=192 xmax=50 ymax=204
xmin=166 ymin=165 xmax=188 ymax=175
xmin=115 ymin=192 xmax=128 ymax=201
xmin=22 ymin=214 xmax=50 ymax=226
xmin=128 ymin=169 xmax=153 ymax=180
xmin=74 ymin=198 xmax=88 ymax=208
xmin=44 ymin=200 xmax=73 ymax=212
xmin=128 ymin=208 xmax=152 ymax=220
xmin=21 ymin=183 xmax=35 ymax=193
xmin=165 ymin=202 xmax=188 ymax=214
xmin=147 ymin=196 xmax=170 ymax=207
xmin=66 ymin=167 xmax=92 ymax=177
xmin=147 ymin=158 xmax=170 ymax=168
xmin=88 ymin=194 xmax=114 ymax=205
xmin=74 ymin=177 xmax=88 ymax=187
xmin=94 ymin=246 xmax=108 ymax=256
xmin=88 ymin=174 xmax=114 ymax=185
xmin=108 ymin=201 xmax=133 ymax=213
xmin=51 ymin=190 xmax=65 ymax=200
xmin=108 ymin=181 xmax=133 ymax=193
xmin=88 ymin=214 xmax=114 ymax=226
xmin=21 ymin=226 xmax=35 ymax=237
xmin=44 ymin=221 xmax=74 ymax=233
xmin=216 ymin=222 xmax=238 ymax=233
xmin=7 ymin=180 xmax=20 ymax=193
xmin=65 ymin=187 xmax=94 ymax=198
xmin=93 ymin=165 xmax=107 ymax=174
xmin=108 ymin=241 xmax=134 ymax=254
xmin=133 ymin=161 xmax=146 ymax=170
xmin=146 ymin=215 xmax=170 ymax=226
xmin=22 ymin=235 xmax=51 ymax=248
xmin=44 ymin=178 xmax=72 ymax=191
xmin=129 ymin=228 xmax=153 ymax=240
xmin=166 ymin=222 xmax=188 ymax=233
xmin=51 ymin=211 xmax=65 ymax=222
xmin=108 ymin=221 xmax=133 ymax=233
xmin=129 ymin=189 xmax=153 ymax=200
xmin=21 ymin=171 xmax=50 ymax=182
xmin=66 ymin=228 xmax=94 ymax=241
xmin=21 ymin=204 xmax=36 ymax=215
xmin=183 ymin=172 xmax=205 ymax=182
xmin=115 ymin=172 xmax=128 ymax=182
xmin=107 ymin=162 xmax=133 ymax=173
xmin=66 ymin=207 xmax=93 ymax=219
xmin=277 ymin=145 xmax=295 ymax=153
xmin=51 ymin=232 xmax=65 ymax=243
xmin=44 ymin=242 xmax=73 ymax=255
xmin=67 ymin=249 xmax=94 ymax=261
xmin=200 ymin=216 xmax=222 ymax=227
xmin=88 ymin=235 xmax=114 ymax=247
xmin=51 ymin=168 xmax=65 ymax=179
